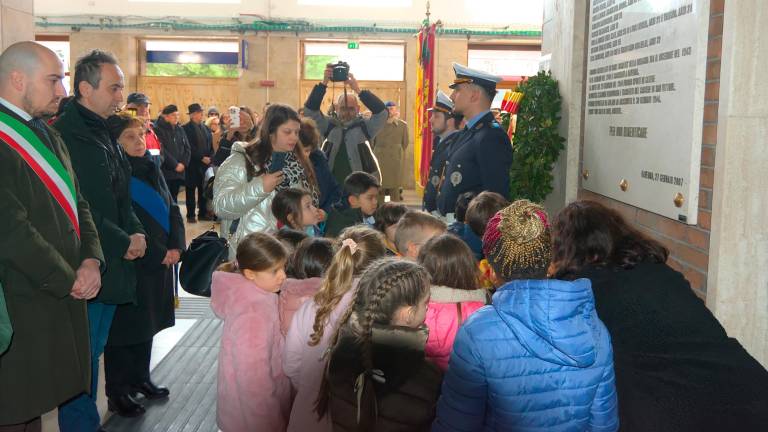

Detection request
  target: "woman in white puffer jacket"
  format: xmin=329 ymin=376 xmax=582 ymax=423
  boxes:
xmin=214 ymin=104 xmax=317 ymax=256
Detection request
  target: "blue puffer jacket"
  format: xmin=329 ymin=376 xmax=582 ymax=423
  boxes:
xmin=433 ymin=278 xmax=619 ymax=432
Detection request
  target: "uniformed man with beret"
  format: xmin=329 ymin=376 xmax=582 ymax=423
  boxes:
xmin=423 ymin=90 xmax=464 ymax=214
xmin=436 ymin=63 xmax=513 ymax=220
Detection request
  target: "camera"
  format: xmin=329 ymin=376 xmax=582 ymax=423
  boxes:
xmin=330 ymin=61 xmax=350 ymax=82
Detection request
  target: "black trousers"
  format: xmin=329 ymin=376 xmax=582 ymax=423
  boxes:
xmin=185 ymin=175 xmax=207 ymax=217
xmin=166 ymin=179 xmax=184 ymax=203
xmin=0 ymin=418 xmax=41 ymax=432
xmin=104 ymin=339 xmax=153 ymax=398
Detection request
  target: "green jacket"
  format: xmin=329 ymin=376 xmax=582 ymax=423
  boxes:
xmin=0 ymin=104 xmax=104 ymax=423
xmin=55 ymin=101 xmax=145 ymax=304
xmin=324 ymin=206 xmax=367 ymax=238
xmin=0 ymin=282 xmax=10 ymax=355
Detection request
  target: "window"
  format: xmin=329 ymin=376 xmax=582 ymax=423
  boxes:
xmin=144 ymin=40 xmax=240 ymax=78
xmin=468 ymin=46 xmax=542 ymax=79
xmin=35 ymin=38 xmax=71 ymax=94
xmin=298 ymin=0 xmax=411 ymax=6
xmin=130 ymin=0 xmax=239 ymax=3
xmin=303 ymin=41 xmax=405 ymax=81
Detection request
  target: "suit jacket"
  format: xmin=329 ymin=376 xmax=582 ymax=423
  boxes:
xmin=0 ymin=102 xmax=103 ymax=423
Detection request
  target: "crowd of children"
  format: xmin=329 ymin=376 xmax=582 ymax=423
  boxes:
xmin=208 ymin=169 xmax=768 ymax=432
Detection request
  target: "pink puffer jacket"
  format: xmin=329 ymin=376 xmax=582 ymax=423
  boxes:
xmin=425 ymin=285 xmax=489 ymax=370
xmin=211 ymin=271 xmax=291 ymax=432
xmin=279 ymin=277 xmax=323 ymax=336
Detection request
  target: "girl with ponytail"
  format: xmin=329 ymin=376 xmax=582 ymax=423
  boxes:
xmin=316 ymin=258 xmax=442 ymax=431
xmin=284 ymin=226 xmax=386 ymax=432
xmin=210 ymin=232 xmax=291 ymax=432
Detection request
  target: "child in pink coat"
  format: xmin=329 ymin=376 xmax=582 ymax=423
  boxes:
xmin=283 ymin=226 xmax=387 ymax=432
xmin=279 ymin=237 xmax=335 ymax=336
xmin=211 ymin=232 xmax=291 ymax=432
xmin=418 ymin=234 xmax=489 ymax=370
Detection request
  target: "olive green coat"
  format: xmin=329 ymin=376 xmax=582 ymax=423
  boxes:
xmin=55 ymin=101 xmax=145 ymax=305
xmin=372 ymin=119 xmax=409 ymax=189
xmin=0 ymin=105 xmax=103 ymax=424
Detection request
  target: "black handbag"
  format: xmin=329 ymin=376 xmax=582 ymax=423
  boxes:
xmin=179 ymin=230 xmax=229 ymax=297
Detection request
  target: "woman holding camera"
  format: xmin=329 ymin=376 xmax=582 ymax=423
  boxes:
xmin=213 ymin=104 xmax=320 ymax=255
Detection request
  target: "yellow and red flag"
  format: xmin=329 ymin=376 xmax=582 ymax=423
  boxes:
xmin=413 ymin=23 xmax=436 ymax=191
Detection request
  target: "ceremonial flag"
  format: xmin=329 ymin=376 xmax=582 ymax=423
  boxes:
xmin=413 ymin=22 xmax=436 ymax=191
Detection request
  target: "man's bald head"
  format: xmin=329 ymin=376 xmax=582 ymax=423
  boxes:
xmin=0 ymin=41 xmax=58 ymax=83
xmin=0 ymin=41 xmax=67 ymax=118
xmin=336 ymin=93 xmax=360 ymax=122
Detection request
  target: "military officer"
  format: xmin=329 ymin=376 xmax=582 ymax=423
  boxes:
xmin=423 ymin=90 xmax=464 ymax=214
xmin=436 ymin=63 xmax=513 ymax=219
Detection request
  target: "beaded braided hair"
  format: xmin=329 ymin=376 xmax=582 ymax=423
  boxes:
xmin=314 ymin=258 xmax=431 ymax=423
xmin=307 ymin=226 xmax=386 ymax=346
xmin=482 ymin=199 xmax=552 ymax=282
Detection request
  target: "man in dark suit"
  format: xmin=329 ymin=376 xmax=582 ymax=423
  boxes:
xmin=183 ymin=103 xmax=213 ymax=222
xmin=0 ymin=41 xmax=103 ymax=432
xmin=436 ymin=63 xmax=513 ymax=221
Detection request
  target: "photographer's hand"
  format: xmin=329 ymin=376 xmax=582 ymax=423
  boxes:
xmin=323 ymin=65 xmax=332 ymax=86
xmin=347 ymin=73 xmax=361 ymax=93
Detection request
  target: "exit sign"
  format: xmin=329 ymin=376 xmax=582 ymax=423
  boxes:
xmin=347 ymin=41 xmax=360 ymax=49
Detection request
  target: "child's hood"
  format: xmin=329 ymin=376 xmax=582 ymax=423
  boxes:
xmin=211 ymin=271 xmax=277 ymax=319
xmin=491 ymin=278 xmax=601 ymax=368
xmin=280 ymin=277 xmax=323 ymax=297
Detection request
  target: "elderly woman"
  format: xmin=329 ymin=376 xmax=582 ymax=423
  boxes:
xmin=213 ymin=104 xmax=320 ymax=255
xmin=550 ymin=200 xmax=768 ymax=431
xmin=103 ymin=113 xmax=185 ymax=417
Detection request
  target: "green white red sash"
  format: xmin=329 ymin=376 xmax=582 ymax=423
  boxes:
xmin=0 ymin=111 xmax=80 ymax=238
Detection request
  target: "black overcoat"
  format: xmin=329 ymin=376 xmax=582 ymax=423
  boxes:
xmin=108 ymin=154 xmax=185 ymax=346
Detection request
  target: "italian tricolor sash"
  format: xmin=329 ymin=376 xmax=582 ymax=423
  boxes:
xmin=0 ymin=111 xmax=80 ymax=238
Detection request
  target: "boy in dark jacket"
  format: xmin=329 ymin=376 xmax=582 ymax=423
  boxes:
xmin=324 ymin=171 xmax=379 ymax=238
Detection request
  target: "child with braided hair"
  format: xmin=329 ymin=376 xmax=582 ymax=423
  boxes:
xmin=316 ymin=258 xmax=443 ymax=431
xmin=284 ymin=226 xmax=387 ymax=432
xmin=210 ymin=232 xmax=291 ymax=432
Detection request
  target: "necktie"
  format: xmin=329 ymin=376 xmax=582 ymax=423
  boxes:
xmin=30 ymin=118 xmax=51 ymax=143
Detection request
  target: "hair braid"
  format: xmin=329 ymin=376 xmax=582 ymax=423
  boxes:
xmin=313 ymin=258 xmax=430 ymax=423
xmin=308 ymin=226 xmax=386 ymax=346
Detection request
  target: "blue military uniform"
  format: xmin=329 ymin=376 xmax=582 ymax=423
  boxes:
xmin=424 ymin=131 xmax=462 ymax=213
xmin=436 ymin=63 xmax=513 ymax=216
xmin=436 ymin=113 xmax=512 ymax=215
xmin=423 ymin=90 xmax=463 ymax=213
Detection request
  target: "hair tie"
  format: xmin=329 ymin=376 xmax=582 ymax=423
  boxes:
xmin=342 ymin=238 xmax=359 ymax=255
xmin=534 ymin=210 xmax=550 ymax=229
xmin=233 ymin=260 xmax=239 ymax=270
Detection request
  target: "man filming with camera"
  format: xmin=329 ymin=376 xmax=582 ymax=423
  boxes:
xmin=303 ymin=62 xmax=387 ymax=186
